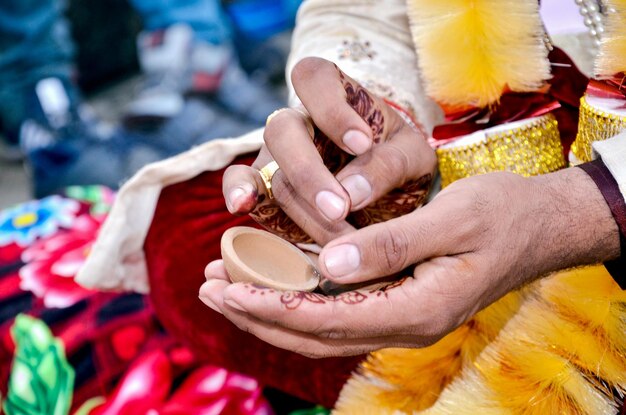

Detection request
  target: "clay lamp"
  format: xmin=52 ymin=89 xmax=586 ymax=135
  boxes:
xmin=221 ymin=226 xmax=321 ymax=291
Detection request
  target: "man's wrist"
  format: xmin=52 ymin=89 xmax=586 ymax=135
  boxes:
xmin=531 ymin=166 xmax=621 ymax=274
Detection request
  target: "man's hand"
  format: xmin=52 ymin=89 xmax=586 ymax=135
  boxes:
xmin=200 ymin=168 xmax=620 ymax=358
xmin=222 ymin=57 xmax=436 ymax=245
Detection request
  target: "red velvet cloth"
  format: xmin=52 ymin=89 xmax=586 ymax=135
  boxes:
xmin=144 ymin=154 xmax=362 ymax=408
xmin=548 ymin=47 xmax=589 ymax=155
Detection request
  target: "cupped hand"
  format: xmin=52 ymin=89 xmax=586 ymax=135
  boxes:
xmin=223 ymin=57 xmax=436 ymax=245
xmin=200 ymin=168 xmax=620 ymax=358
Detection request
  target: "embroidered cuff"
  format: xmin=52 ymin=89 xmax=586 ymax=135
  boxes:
xmin=578 ymin=159 xmax=626 ymax=289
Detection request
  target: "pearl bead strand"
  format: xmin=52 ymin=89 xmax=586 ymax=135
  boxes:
xmin=575 ymin=0 xmax=608 ymax=45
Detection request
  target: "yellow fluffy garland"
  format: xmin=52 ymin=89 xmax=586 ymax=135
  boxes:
xmin=406 ymin=0 xmax=551 ymax=109
xmin=596 ymin=0 xmax=626 ymax=77
xmin=335 ymin=292 xmax=524 ymax=414
xmin=335 ymin=267 xmax=626 ymax=414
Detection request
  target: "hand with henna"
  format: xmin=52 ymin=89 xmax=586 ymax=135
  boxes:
xmin=200 ymin=168 xmax=620 ymax=357
xmin=222 ymin=57 xmax=437 ymax=245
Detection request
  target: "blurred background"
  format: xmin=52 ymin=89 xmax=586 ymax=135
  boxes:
xmin=0 ymin=0 xmax=300 ymax=208
xmin=0 ymin=0 xmax=597 ymax=209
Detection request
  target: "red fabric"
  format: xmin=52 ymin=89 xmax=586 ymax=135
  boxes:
xmin=587 ymin=78 xmax=626 ymax=100
xmin=548 ymin=47 xmax=589 ymax=155
xmin=587 ymin=77 xmax=626 ymax=109
xmin=432 ymin=93 xmax=560 ymax=142
xmin=145 ymin=154 xmax=362 ymax=408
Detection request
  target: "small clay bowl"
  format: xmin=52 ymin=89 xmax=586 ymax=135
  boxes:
xmin=221 ymin=226 xmax=320 ymax=291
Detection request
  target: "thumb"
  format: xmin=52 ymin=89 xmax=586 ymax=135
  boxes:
xmin=318 ymin=205 xmax=456 ymax=284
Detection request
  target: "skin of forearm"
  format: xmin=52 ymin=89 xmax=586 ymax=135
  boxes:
xmin=530 ymin=166 xmax=620 ymax=274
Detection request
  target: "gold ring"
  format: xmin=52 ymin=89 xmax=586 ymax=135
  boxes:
xmin=258 ymin=161 xmax=280 ymax=200
xmin=266 ymin=107 xmax=315 ymax=138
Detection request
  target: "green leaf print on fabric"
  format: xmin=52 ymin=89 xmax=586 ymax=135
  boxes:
xmin=4 ymin=314 xmax=75 ymax=415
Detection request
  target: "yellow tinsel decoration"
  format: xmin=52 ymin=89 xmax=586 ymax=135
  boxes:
xmin=595 ymin=0 xmax=626 ymax=77
xmin=406 ymin=0 xmax=551 ymax=109
xmin=334 ymin=292 xmax=524 ymax=414
xmin=335 ymin=267 xmax=626 ymax=414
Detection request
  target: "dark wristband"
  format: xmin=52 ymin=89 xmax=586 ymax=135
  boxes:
xmin=578 ymin=159 xmax=626 ymax=289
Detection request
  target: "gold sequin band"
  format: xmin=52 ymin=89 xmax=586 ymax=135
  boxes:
xmin=571 ymin=95 xmax=626 ymax=164
xmin=436 ymin=114 xmax=565 ymax=188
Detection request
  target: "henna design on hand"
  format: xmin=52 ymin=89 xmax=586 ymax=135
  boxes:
xmin=241 ymin=277 xmax=411 ymax=311
xmin=338 ymin=69 xmax=385 ymax=143
xmin=249 ymin=200 xmax=313 ymax=244
xmin=249 ymin=127 xmax=349 ymax=244
xmin=280 ymin=290 xmax=368 ymax=310
xmin=248 ymin=65 xmax=433 ymax=244
xmin=243 ymin=283 xmax=367 ymax=310
xmin=350 ymin=174 xmax=433 ymax=228
xmin=369 ymin=276 xmax=412 ymax=298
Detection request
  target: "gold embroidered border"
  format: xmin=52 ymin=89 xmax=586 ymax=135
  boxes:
xmin=436 ymin=114 xmax=565 ymax=188
xmin=571 ymin=95 xmax=626 ymax=163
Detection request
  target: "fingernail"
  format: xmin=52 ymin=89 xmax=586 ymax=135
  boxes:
xmin=315 ymin=191 xmax=346 ymax=221
xmin=224 ymin=298 xmax=246 ymax=312
xmin=228 ymin=184 xmax=254 ymax=211
xmin=324 ymin=244 xmax=360 ymax=278
xmin=341 ymin=175 xmax=372 ymax=207
xmin=343 ymin=130 xmax=371 ymax=155
xmin=198 ymin=295 xmax=222 ymax=314
xmin=199 ymin=281 xmax=210 ymax=296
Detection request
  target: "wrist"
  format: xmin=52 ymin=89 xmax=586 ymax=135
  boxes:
xmin=530 ymin=167 xmax=621 ymax=273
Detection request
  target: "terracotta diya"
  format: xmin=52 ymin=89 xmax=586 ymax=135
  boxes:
xmin=221 ymin=226 xmax=321 ymax=291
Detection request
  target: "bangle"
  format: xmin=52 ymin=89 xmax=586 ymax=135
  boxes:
xmin=435 ymin=114 xmax=565 ymax=188
xmin=578 ymin=159 xmax=626 ymax=289
xmin=572 ymin=95 xmax=626 ymax=164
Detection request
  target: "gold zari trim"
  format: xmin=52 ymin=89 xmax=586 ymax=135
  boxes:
xmin=571 ymin=96 xmax=626 ymax=163
xmin=436 ymin=115 xmax=565 ymax=188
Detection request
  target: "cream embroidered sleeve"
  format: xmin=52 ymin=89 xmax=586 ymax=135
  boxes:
xmin=286 ymin=0 xmax=442 ymax=133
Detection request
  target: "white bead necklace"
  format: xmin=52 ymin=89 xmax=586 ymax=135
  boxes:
xmin=575 ymin=0 xmax=610 ymax=45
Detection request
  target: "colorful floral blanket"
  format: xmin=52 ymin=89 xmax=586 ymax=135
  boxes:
xmin=0 ymin=187 xmax=323 ymax=415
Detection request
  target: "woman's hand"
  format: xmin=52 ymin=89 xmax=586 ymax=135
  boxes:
xmin=200 ymin=168 xmax=620 ymax=358
xmin=223 ymin=57 xmax=436 ymax=245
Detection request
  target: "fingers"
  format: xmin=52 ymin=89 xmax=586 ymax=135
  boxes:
xmin=198 ymin=278 xmax=230 ymax=313
xmin=291 ymin=57 xmax=398 ymax=155
xmin=201 ymin=261 xmax=407 ymax=339
xmin=318 ymin=203 xmax=468 ymax=284
xmin=224 ymin=282 xmax=400 ymax=338
xmin=222 ymin=165 xmax=263 ymax=214
xmin=214 ymin=310 xmax=427 ymax=358
xmin=198 ymin=278 xmax=438 ymax=357
xmin=336 ymin=123 xmax=436 ymax=210
xmin=225 ymin=57 xmax=436 ymax=242
xmin=222 ymin=147 xmax=274 ymax=215
xmin=211 ymin=304 xmax=416 ymax=358
xmin=263 ymin=108 xmax=351 ymax=222
xmin=204 ymin=259 xmax=230 ymax=281
xmin=290 ymin=57 xmax=435 ymax=213
xmin=251 ymin=169 xmax=356 ymax=245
